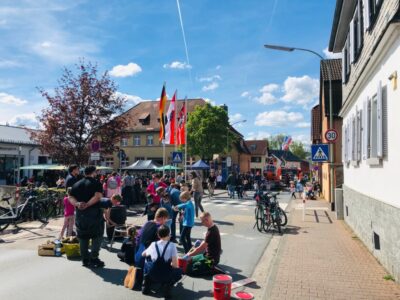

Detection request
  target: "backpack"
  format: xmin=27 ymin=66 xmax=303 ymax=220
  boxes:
xmin=108 ymin=177 xmax=118 ymax=189
xmin=147 ymin=241 xmax=172 ymax=283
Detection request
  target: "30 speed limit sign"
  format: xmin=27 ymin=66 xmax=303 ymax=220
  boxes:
xmin=325 ymin=129 xmax=338 ymax=143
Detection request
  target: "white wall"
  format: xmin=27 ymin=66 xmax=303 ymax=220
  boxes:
xmin=343 ymin=31 xmax=400 ymax=208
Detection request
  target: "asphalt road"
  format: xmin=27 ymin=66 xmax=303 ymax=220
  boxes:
xmin=0 ymin=190 xmax=290 ymax=300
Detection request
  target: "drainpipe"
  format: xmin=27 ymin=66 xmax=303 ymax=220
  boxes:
xmin=28 ymin=146 xmax=36 ymax=178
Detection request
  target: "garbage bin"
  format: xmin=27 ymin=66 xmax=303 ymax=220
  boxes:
xmin=335 ymin=188 xmax=344 ymax=220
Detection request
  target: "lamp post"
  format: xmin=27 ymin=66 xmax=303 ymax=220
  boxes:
xmin=264 ymin=44 xmax=335 ymax=208
xmin=226 ymin=120 xmax=247 ymax=175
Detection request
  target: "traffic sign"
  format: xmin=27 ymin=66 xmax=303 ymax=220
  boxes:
xmin=91 ymin=139 xmax=100 ymax=152
xmin=90 ymin=152 xmax=100 ymax=161
xmin=325 ymin=129 xmax=338 ymax=143
xmin=172 ymin=151 xmax=183 ymax=163
xmin=311 ymin=144 xmax=329 ymax=162
xmin=226 ymin=156 xmax=232 ymax=167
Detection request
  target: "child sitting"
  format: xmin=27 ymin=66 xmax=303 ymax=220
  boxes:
xmin=142 ymin=225 xmax=182 ymax=298
xmin=104 ymin=194 xmax=127 ymax=240
xmin=117 ymin=226 xmax=137 ymax=266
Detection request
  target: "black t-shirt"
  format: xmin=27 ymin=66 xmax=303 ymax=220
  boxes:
xmin=70 ymin=177 xmax=104 ymax=238
xmin=208 ymin=175 xmax=216 ymax=183
xmin=205 ymin=225 xmax=221 ymax=264
xmin=65 ymin=174 xmax=78 ymax=190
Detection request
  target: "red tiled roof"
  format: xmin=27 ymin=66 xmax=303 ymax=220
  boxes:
xmin=244 ymin=140 xmax=269 ymax=156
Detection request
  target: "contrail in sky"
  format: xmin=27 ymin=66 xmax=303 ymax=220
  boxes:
xmin=176 ymin=0 xmax=193 ymax=85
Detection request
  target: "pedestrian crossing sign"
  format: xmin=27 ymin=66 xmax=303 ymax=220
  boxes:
xmin=172 ymin=151 xmax=183 ymax=163
xmin=311 ymin=144 xmax=329 ymax=162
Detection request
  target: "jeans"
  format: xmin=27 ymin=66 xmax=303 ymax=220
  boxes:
xmin=193 ymin=192 xmax=204 ymax=217
xmin=227 ymin=185 xmax=236 ymax=198
xmin=171 ymin=210 xmax=178 ymax=240
xmin=79 ymin=235 xmax=103 ymax=260
xmin=180 ymin=226 xmax=192 ymax=253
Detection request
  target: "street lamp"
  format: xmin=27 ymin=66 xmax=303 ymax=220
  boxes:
xmin=264 ymin=44 xmax=335 ymax=208
xmin=226 ymin=119 xmax=247 ymax=175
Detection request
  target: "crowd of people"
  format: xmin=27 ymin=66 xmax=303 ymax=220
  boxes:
xmin=62 ymin=165 xmax=222 ymax=299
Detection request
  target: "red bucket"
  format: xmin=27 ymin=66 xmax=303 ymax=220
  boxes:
xmin=178 ymin=257 xmax=188 ymax=274
xmin=235 ymin=291 xmax=254 ymax=299
xmin=213 ymin=274 xmax=232 ymax=300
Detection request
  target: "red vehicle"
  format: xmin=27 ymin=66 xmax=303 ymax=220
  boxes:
xmin=263 ymin=165 xmax=301 ymax=184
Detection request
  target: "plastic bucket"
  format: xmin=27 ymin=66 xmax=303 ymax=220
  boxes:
xmin=213 ymin=274 xmax=232 ymax=300
xmin=235 ymin=291 xmax=254 ymax=299
xmin=178 ymin=257 xmax=188 ymax=274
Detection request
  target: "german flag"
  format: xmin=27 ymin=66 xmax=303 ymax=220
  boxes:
xmin=159 ymin=84 xmax=167 ymax=141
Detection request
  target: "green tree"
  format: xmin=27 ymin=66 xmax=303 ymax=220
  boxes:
xmin=187 ymin=103 xmax=232 ymax=159
xmin=290 ymin=141 xmax=308 ymax=159
xmin=268 ymin=134 xmax=285 ymax=150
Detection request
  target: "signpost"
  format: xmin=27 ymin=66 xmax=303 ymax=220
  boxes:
xmin=172 ymin=151 xmax=183 ymax=164
xmin=91 ymin=139 xmax=100 ymax=152
xmin=90 ymin=152 xmax=100 ymax=161
xmin=325 ymin=129 xmax=338 ymax=143
xmin=311 ymin=144 xmax=329 ymax=162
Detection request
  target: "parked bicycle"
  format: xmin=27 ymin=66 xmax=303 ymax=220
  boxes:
xmin=253 ymin=190 xmax=287 ymax=234
xmin=0 ymin=193 xmax=48 ymax=232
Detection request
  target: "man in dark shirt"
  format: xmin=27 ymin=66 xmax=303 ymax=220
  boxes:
xmin=65 ymin=164 xmax=80 ymax=191
xmin=186 ymin=212 xmax=221 ymax=275
xmin=69 ymin=166 xmax=104 ymax=268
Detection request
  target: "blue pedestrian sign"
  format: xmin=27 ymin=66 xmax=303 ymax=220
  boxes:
xmin=172 ymin=151 xmax=183 ymax=163
xmin=311 ymin=144 xmax=329 ymax=162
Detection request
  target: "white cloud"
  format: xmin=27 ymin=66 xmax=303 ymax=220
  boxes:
xmin=198 ymin=75 xmax=221 ymax=82
xmin=241 ymin=91 xmax=250 ymax=98
xmin=246 ymin=131 xmax=271 ymax=140
xmin=9 ymin=113 xmax=39 ymax=128
xmin=215 ymin=65 xmax=221 ymax=70
xmin=295 ymin=122 xmax=311 ymax=128
xmin=163 ymin=61 xmax=192 ymax=69
xmin=293 ymin=134 xmax=311 ymax=147
xmin=281 ymin=75 xmax=319 ymax=105
xmin=0 ymin=92 xmax=28 ymax=106
xmin=282 ymin=105 xmax=292 ymax=111
xmin=255 ymin=110 xmax=303 ymax=127
xmin=109 ymin=62 xmax=142 ymax=77
xmin=0 ymin=60 xmax=22 ymax=68
xmin=256 ymin=83 xmax=279 ymax=105
xmin=114 ymin=92 xmax=150 ymax=105
xmin=229 ymin=113 xmax=244 ymax=124
xmin=323 ymin=47 xmax=342 ymax=59
xmin=204 ymin=98 xmax=217 ymax=106
xmin=202 ymin=82 xmax=219 ymax=92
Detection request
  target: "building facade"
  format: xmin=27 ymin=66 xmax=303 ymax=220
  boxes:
xmin=329 ymin=0 xmax=400 ymax=280
xmin=244 ymin=140 xmax=269 ymax=174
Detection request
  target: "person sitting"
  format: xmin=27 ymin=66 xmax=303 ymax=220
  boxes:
xmin=117 ymin=226 xmax=137 ymax=266
xmin=104 ymin=194 xmax=127 ymax=240
xmin=142 ymin=225 xmax=182 ymax=298
xmin=185 ymin=212 xmax=221 ymax=276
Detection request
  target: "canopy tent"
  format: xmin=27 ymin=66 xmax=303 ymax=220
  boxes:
xmin=80 ymin=166 xmax=114 ymax=171
xmin=155 ymin=165 xmax=182 ymax=171
xmin=19 ymin=164 xmax=67 ymax=170
xmin=123 ymin=160 xmax=161 ymax=171
xmin=189 ymin=160 xmax=210 ymax=170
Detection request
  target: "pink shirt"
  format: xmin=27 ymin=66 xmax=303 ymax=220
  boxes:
xmin=64 ymin=196 xmax=75 ymax=217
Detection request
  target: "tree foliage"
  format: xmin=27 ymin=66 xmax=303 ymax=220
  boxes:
xmin=31 ymin=61 xmax=127 ymax=165
xmin=268 ymin=134 xmax=285 ymax=150
xmin=187 ymin=103 xmax=232 ymax=159
xmin=290 ymin=141 xmax=308 ymax=160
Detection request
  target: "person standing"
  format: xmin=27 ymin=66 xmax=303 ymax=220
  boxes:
xmin=122 ymin=171 xmax=134 ymax=207
xmin=174 ymin=191 xmax=194 ymax=253
xmin=106 ymin=172 xmax=119 ymax=198
xmin=69 ymin=166 xmax=105 ymax=268
xmin=190 ymin=171 xmax=204 ymax=218
xmin=65 ymin=165 xmax=79 ymax=190
xmin=167 ymin=184 xmax=182 ymax=243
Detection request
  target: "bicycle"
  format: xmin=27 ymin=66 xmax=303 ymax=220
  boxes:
xmin=265 ymin=192 xmax=288 ymax=226
xmin=253 ymin=190 xmax=284 ymax=234
xmin=0 ymin=193 xmax=48 ymax=232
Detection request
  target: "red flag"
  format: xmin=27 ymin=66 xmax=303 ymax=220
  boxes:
xmin=177 ymin=101 xmax=186 ymax=145
xmin=165 ymin=91 xmax=176 ymax=145
xmin=159 ymin=84 xmax=167 ymax=141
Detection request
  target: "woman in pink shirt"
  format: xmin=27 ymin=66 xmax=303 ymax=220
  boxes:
xmin=60 ymin=188 xmax=75 ymax=239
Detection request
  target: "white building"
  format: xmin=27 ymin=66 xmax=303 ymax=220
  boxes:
xmin=329 ymin=0 xmax=400 ymax=280
xmin=0 ymin=125 xmax=50 ymax=185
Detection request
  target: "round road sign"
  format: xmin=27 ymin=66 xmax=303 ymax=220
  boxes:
xmin=325 ymin=129 xmax=338 ymax=143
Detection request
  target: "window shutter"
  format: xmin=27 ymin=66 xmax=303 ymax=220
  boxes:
xmin=342 ymin=49 xmax=346 ymax=84
xmin=377 ymin=81 xmax=383 ymax=158
xmin=348 ymin=118 xmax=352 ymax=162
xmin=349 ymin=20 xmax=355 ymax=63
xmin=363 ymin=0 xmax=370 ymax=31
xmin=362 ymin=100 xmax=368 ymax=160
xmin=356 ymin=108 xmax=362 ymax=161
xmin=342 ymin=123 xmax=346 ymax=163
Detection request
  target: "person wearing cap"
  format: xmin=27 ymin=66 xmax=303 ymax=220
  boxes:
xmin=69 ymin=166 xmax=105 ymax=268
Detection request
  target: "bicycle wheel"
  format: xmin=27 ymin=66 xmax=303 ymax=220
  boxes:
xmin=263 ymin=211 xmax=272 ymax=232
xmin=278 ymin=207 xmax=288 ymax=226
xmin=34 ymin=202 xmax=49 ymax=223
xmin=0 ymin=207 xmax=11 ymax=232
xmin=255 ymin=206 xmax=264 ymax=232
xmin=274 ymin=214 xmax=282 ymax=234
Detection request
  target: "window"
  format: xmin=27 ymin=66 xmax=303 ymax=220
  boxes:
xmin=342 ymin=35 xmax=351 ymax=83
xmin=134 ymin=135 xmax=141 ymax=146
xmin=146 ymin=135 xmax=153 ymax=146
xmin=104 ymin=157 xmax=114 ymax=167
xmin=368 ymin=0 xmax=383 ymax=28
xmin=120 ymin=157 xmax=129 ymax=168
xmin=121 ymin=138 xmax=128 ymax=147
xmin=353 ymin=1 xmax=364 ymax=61
xmin=135 ymin=157 xmax=145 ymax=161
xmin=251 ymin=157 xmax=261 ymax=163
xmin=38 ymin=156 xmax=48 ymax=164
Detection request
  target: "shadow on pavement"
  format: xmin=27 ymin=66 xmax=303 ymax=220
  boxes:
xmin=194 ymin=220 xmax=234 ymax=227
xmin=91 ymin=267 xmax=126 ymax=286
xmin=283 ymin=225 xmax=301 ymax=235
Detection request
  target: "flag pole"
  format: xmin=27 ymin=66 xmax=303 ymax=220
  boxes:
xmin=163 ymin=139 xmax=165 ymax=177
xmin=184 ymin=96 xmax=188 ymax=181
xmin=174 ymin=91 xmax=178 ymax=179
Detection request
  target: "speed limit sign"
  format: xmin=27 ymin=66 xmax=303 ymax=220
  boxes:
xmin=325 ymin=129 xmax=338 ymax=143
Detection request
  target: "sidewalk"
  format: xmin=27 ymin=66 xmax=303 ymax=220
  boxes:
xmin=264 ymin=198 xmax=400 ymax=300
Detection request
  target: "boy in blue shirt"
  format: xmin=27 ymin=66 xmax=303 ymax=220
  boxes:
xmin=174 ymin=191 xmax=194 ymax=253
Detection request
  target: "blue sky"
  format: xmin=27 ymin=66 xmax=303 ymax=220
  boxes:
xmin=0 ymin=0 xmax=340 ymax=146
